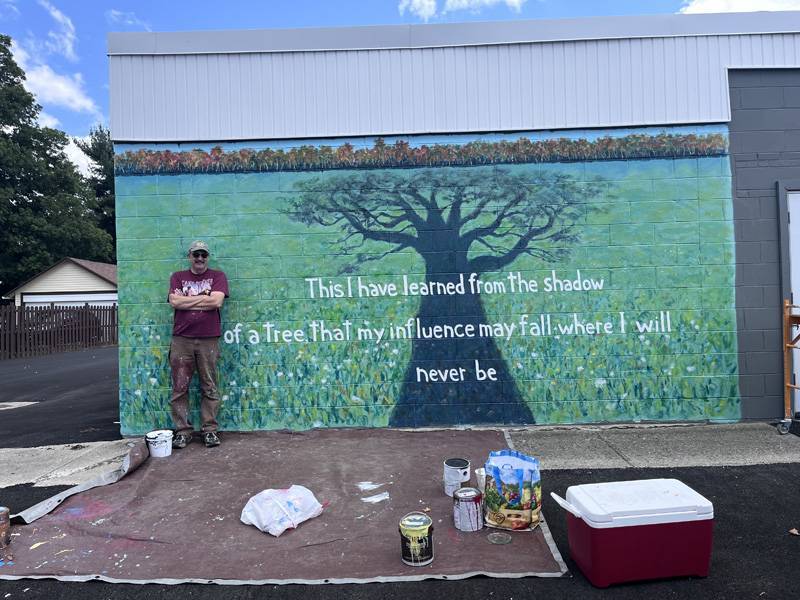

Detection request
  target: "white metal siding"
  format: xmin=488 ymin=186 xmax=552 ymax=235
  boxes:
xmin=109 ymin=32 xmax=800 ymax=142
xmin=16 ymin=263 xmax=116 ymax=295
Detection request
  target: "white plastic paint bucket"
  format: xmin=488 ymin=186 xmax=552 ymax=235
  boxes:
xmin=146 ymin=429 xmax=174 ymax=458
xmin=443 ymin=458 xmax=471 ymax=496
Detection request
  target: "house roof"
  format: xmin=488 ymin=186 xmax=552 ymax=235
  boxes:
xmin=69 ymin=258 xmax=118 ymax=285
xmin=2 ymin=258 xmax=117 ymax=299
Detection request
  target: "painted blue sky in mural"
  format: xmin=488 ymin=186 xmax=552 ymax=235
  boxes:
xmin=3 ymin=0 xmax=795 ymax=142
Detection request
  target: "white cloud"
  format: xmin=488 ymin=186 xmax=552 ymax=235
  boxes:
xmin=37 ymin=111 xmax=60 ymax=128
xmin=64 ymin=137 xmax=95 ymax=177
xmin=399 ymin=0 xmax=437 ymax=22
xmin=680 ymin=0 xmax=800 ymax=12
xmin=10 ymin=38 xmax=30 ymax=68
xmin=25 ymin=63 xmax=101 ymax=120
xmin=399 ymin=0 xmax=528 ymax=21
xmin=0 ymin=0 xmax=20 ymax=19
xmin=36 ymin=0 xmax=78 ymax=62
xmin=11 ymin=38 xmax=102 ymax=127
xmin=444 ymin=0 xmax=527 ymax=13
xmin=105 ymin=9 xmax=152 ymax=31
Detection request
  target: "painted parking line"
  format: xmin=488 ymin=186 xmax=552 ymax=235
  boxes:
xmin=0 ymin=402 xmax=38 ymax=411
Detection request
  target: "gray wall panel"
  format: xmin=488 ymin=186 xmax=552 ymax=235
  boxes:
xmin=729 ymin=68 xmax=800 ymax=421
xmin=109 ymin=29 xmax=800 ymax=142
xmin=108 ymin=12 xmax=800 ymax=55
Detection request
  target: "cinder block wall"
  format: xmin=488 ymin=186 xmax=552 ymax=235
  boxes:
xmin=115 ymin=126 xmax=741 ymax=434
xmin=729 ymin=69 xmax=800 ymax=419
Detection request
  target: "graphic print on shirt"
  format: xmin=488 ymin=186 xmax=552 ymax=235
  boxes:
xmin=175 ymin=278 xmax=214 ymax=297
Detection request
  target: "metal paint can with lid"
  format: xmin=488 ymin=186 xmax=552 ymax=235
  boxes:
xmin=443 ymin=457 xmax=471 ymax=496
xmin=453 ymin=487 xmax=484 ymax=532
xmin=0 ymin=506 xmax=10 ymax=548
xmin=399 ymin=511 xmax=434 ymax=566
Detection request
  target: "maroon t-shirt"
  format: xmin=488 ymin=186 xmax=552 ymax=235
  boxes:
xmin=168 ymin=268 xmax=229 ymax=338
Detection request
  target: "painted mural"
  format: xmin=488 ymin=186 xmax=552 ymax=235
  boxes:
xmin=115 ymin=126 xmax=740 ymax=435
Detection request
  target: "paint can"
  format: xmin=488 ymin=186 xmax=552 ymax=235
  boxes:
xmin=453 ymin=487 xmax=484 ymax=532
xmin=0 ymin=506 xmax=10 ymax=548
xmin=145 ymin=429 xmax=174 ymax=458
xmin=399 ymin=511 xmax=434 ymax=566
xmin=443 ymin=457 xmax=471 ymax=496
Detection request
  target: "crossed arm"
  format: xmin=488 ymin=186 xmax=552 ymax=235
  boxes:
xmin=169 ymin=291 xmax=225 ymax=311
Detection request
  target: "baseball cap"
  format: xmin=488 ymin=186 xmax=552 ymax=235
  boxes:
xmin=188 ymin=240 xmax=210 ymax=254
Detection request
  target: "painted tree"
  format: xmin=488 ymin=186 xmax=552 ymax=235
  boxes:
xmin=286 ymin=166 xmax=604 ymax=426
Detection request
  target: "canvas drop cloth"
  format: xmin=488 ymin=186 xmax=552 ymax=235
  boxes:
xmin=0 ymin=428 xmax=566 ymax=584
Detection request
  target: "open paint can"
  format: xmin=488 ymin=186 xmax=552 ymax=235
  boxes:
xmin=443 ymin=457 xmax=471 ymax=496
xmin=399 ymin=511 xmax=434 ymax=566
xmin=145 ymin=429 xmax=174 ymax=458
xmin=453 ymin=487 xmax=484 ymax=532
xmin=0 ymin=506 xmax=10 ymax=548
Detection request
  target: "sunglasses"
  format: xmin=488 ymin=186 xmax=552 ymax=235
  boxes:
xmin=191 ymin=251 xmax=209 ymax=258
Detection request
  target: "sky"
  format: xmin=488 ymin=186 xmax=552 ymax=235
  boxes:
xmin=2 ymin=0 xmax=800 ymax=172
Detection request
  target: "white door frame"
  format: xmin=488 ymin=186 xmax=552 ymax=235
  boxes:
xmin=779 ymin=182 xmax=800 ymax=417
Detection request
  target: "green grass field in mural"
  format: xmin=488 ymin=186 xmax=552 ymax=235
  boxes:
xmin=116 ymin=132 xmax=739 ymax=435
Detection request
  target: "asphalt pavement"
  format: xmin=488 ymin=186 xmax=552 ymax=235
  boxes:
xmin=0 ymin=346 xmax=121 ymax=448
xmin=1 ymin=347 xmax=800 ymax=599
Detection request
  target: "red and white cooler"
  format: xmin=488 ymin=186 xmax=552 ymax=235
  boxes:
xmin=551 ymin=478 xmax=713 ymax=588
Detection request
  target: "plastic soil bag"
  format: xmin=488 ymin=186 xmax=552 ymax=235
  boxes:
xmin=240 ymin=485 xmax=324 ymax=537
xmin=483 ymin=449 xmax=542 ymax=531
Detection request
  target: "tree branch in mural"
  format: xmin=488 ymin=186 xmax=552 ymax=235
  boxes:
xmin=286 ymin=167 xmax=604 ymax=426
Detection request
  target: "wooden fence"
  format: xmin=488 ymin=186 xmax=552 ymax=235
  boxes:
xmin=0 ymin=304 xmax=118 ymax=360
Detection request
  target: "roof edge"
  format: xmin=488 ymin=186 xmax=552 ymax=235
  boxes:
xmin=3 ymin=258 xmax=117 ymax=299
xmin=107 ymin=11 xmax=800 ymax=55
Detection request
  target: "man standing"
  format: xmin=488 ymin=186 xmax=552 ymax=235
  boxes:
xmin=168 ymin=240 xmax=229 ymax=449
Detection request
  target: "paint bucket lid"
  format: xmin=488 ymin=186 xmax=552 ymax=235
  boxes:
xmin=487 ymin=531 xmax=513 ymax=545
xmin=400 ymin=511 xmax=432 ymax=532
xmin=444 ymin=458 xmax=469 ymax=469
xmin=146 ymin=429 xmax=173 ymax=440
xmin=454 ymin=487 xmax=481 ymax=499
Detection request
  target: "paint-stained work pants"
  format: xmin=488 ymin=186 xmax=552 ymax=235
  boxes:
xmin=169 ymin=335 xmax=221 ymax=435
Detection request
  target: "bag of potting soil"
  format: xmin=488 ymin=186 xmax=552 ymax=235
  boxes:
xmin=483 ymin=449 xmax=541 ymax=531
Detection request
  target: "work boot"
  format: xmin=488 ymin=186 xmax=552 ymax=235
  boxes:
xmin=172 ymin=433 xmax=192 ymax=449
xmin=204 ymin=431 xmax=220 ymax=448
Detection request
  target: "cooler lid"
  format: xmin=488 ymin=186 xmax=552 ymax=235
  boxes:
xmin=565 ymin=478 xmax=713 ymax=526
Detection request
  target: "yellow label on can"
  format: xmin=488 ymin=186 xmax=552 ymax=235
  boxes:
xmin=399 ymin=511 xmax=434 ymax=565
xmin=400 ymin=511 xmax=432 ymax=535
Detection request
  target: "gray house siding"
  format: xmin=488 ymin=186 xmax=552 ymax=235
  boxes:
xmin=108 ymin=13 xmax=800 ymax=142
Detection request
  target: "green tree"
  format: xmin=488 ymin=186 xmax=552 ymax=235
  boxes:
xmin=0 ymin=34 xmax=113 ymax=295
xmin=76 ymin=125 xmax=115 ymax=248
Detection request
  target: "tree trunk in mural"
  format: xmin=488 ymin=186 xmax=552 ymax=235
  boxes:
xmin=393 ymin=271 xmax=530 ymax=426
xmin=286 ymin=167 xmax=604 ymax=427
